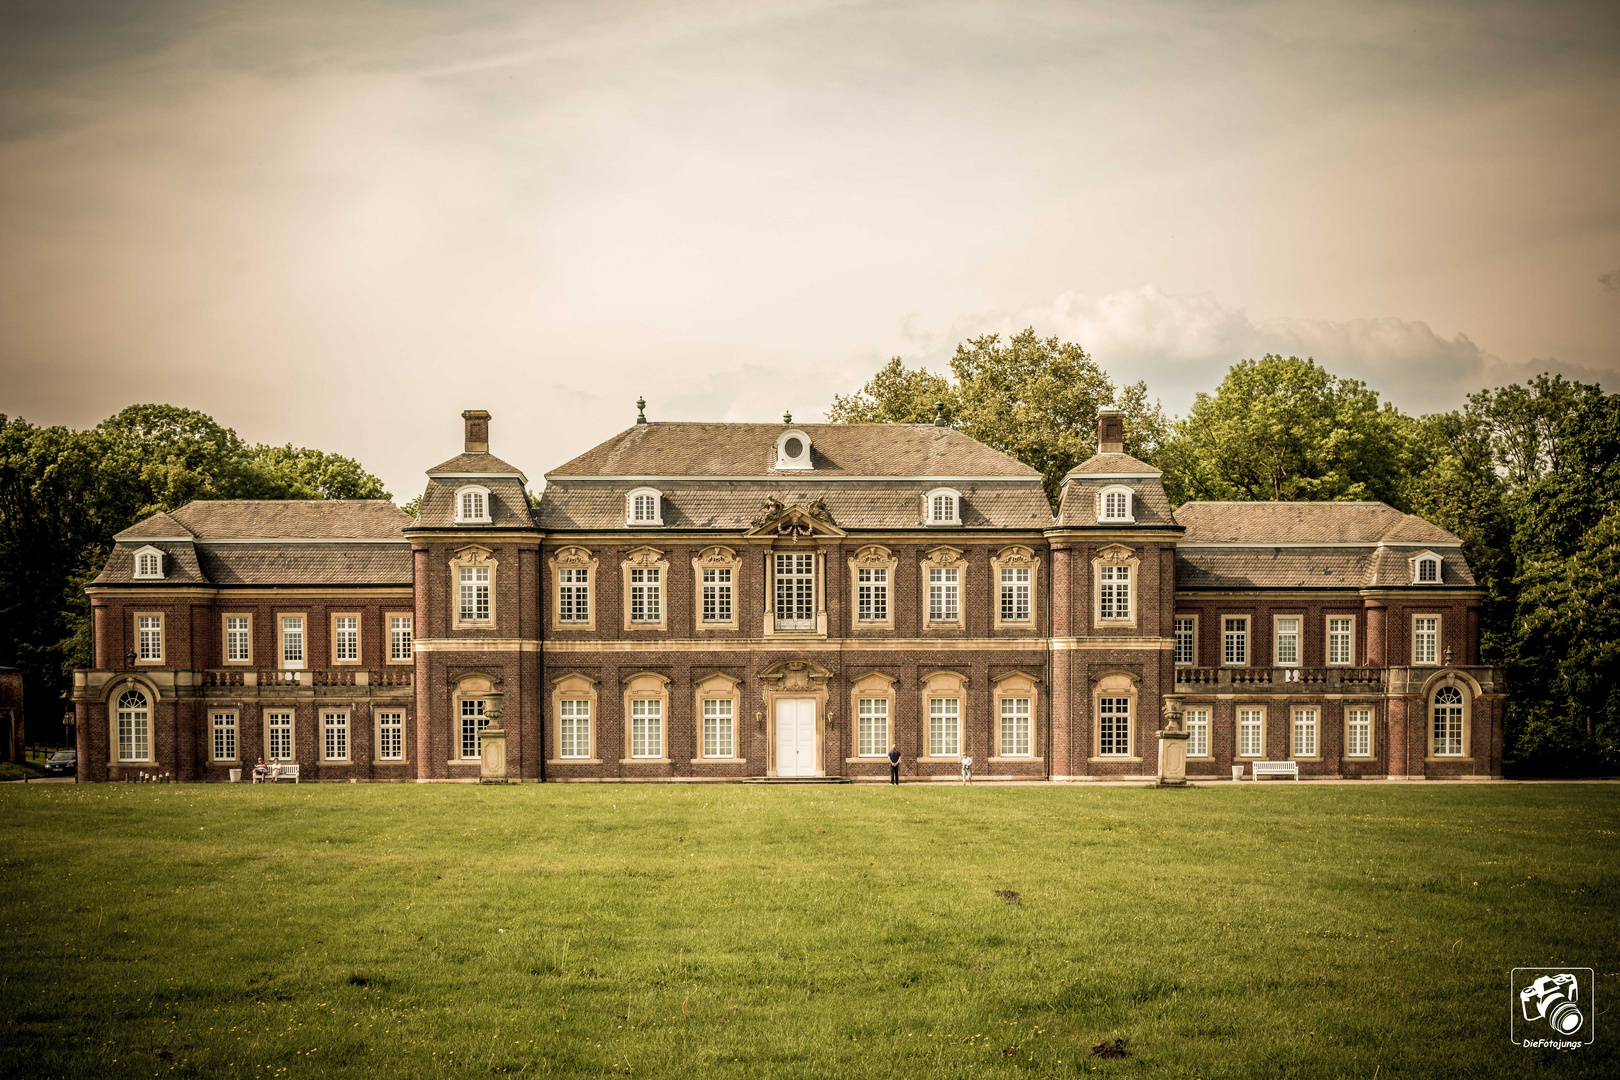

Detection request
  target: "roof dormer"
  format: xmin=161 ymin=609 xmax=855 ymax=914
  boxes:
xmin=627 ymin=487 xmax=664 ymax=526
xmin=774 ymin=428 xmax=814 ymax=471
xmin=131 ymin=545 xmax=165 ymax=580
xmin=455 ymin=486 xmax=492 ymax=524
xmin=1098 ymin=485 xmax=1135 ymax=524
xmin=925 ymin=488 xmax=961 ymax=526
xmin=1410 ymin=550 xmax=1443 ymax=584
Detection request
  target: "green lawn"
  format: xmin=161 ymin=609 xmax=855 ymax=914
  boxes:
xmin=1 ymin=783 xmax=1615 ymax=1079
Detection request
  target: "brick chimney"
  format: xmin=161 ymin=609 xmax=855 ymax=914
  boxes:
xmin=462 ymin=410 xmax=490 ymax=454
xmin=1097 ymin=408 xmax=1124 ymax=454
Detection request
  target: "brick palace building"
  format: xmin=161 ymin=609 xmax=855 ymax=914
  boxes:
xmin=71 ymin=407 xmax=1504 ymax=782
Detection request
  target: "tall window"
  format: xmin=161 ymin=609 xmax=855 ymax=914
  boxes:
xmin=630 ymin=567 xmax=662 ymax=623
xmin=702 ymin=568 xmax=732 ymax=623
xmin=928 ymin=567 xmax=959 ymax=622
xmin=1000 ymin=697 xmax=1031 ymax=757
xmin=1223 ymin=617 xmax=1248 ymax=666
xmin=1098 ymin=565 xmax=1131 ymax=621
xmin=266 ymin=711 xmax=293 ymax=761
xmin=1000 ymin=568 xmax=1030 ymax=623
xmin=1328 ymin=618 xmax=1353 ymax=665
xmin=1432 ymin=687 xmax=1464 ymax=755
xmin=212 ymin=712 xmax=237 ymax=762
xmin=1185 ymin=708 xmax=1209 ymax=757
xmin=377 ymin=711 xmax=404 ymax=761
xmin=1098 ymin=697 xmax=1130 ymax=756
xmin=775 ymin=554 xmax=814 ymax=629
xmin=630 ymin=698 xmax=662 ymax=758
xmin=703 ymin=698 xmax=734 ymax=758
xmin=1346 ymin=707 xmax=1371 ymax=757
xmin=389 ymin=616 xmax=413 ymax=662
xmin=1238 ymin=708 xmax=1263 ymax=757
xmin=858 ymin=698 xmax=889 ymax=757
xmin=929 ymin=697 xmax=960 ymax=757
xmin=460 ymin=698 xmax=487 ymax=759
xmin=460 ymin=566 xmax=491 ymax=622
xmin=1413 ymin=617 xmax=1438 ymax=665
xmin=1275 ymin=618 xmax=1300 ymax=667
xmin=226 ymin=616 xmax=251 ymax=663
xmin=1292 ymin=708 xmax=1317 ymax=757
xmin=1174 ymin=617 xmax=1196 ymax=666
xmin=116 ymin=690 xmax=150 ymax=761
xmin=324 ymin=711 xmax=349 ymax=761
xmin=559 ymin=699 xmax=590 ymax=759
xmin=334 ymin=616 xmax=358 ymax=662
xmin=558 ymin=568 xmax=590 ymax=623
xmin=137 ymin=615 xmax=162 ymax=662
xmin=280 ymin=616 xmax=304 ymax=667
xmin=857 ymin=568 xmax=888 ymax=623
xmin=457 ymin=489 xmax=488 ymax=522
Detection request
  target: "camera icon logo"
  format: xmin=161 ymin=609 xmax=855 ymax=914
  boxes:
xmin=1511 ymin=968 xmax=1594 ymax=1048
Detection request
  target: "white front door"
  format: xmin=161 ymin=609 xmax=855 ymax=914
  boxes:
xmin=775 ymin=698 xmax=818 ymax=776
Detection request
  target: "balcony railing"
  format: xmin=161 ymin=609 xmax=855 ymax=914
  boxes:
xmin=1174 ymin=667 xmax=1386 ymax=692
xmin=198 ymin=669 xmax=412 ymax=692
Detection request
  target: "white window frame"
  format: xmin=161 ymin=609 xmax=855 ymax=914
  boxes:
xmin=322 ymin=709 xmax=350 ymax=763
xmin=1174 ymin=615 xmax=1197 ymax=667
xmin=1346 ymin=707 xmax=1372 ymax=758
xmin=1291 ymin=707 xmax=1318 ymax=759
xmin=626 ymin=487 xmax=664 ymax=526
xmin=265 ymin=710 xmax=294 ymax=762
xmin=558 ymin=698 xmax=591 ymax=760
xmin=924 ymin=488 xmax=961 ymax=526
xmin=1412 ymin=615 xmax=1440 ymax=666
xmin=1327 ymin=616 xmax=1354 ymax=666
xmin=857 ymin=567 xmax=888 ymax=623
xmin=1431 ymin=686 xmax=1467 ymax=757
xmin=1097 ymin=696 xmax=1131 ymax=757
xmin=702 ymin=697 xmax=734 ymax=759
xmin=388 ymin=614 xmax=413 ymax=663
xmin=701 ymin=567 xmax=733 ymax=624
xmin=928 ymin=566 xmax=960 ymax=623
xmin=928 ymin=696 xmax=961 ymax=758
xmin=460 ymin=698 xmax=487 ymax=760
xmin=774 ymin=552 xmax=815 ymax=631
xmin=1185 ymin=708 xmax=1210 ymax=758
xmin=224 ymin=614 xmax=252 ymax=665
xmin=210 ymin=709 xmax=238 ymax=764
xmin=132 ymin=546 xmax=165 ymax=580
xmin=558 ymin=567 xmax=591 ymax=623
xmin=332 ymin=613 xmax=360 ymax=665
xmin=857 ymin=697 xmax=889 ymax=758
xmin=1098 ymin=485 xmax=1135 ymax=524
xmin=1411 ymin=551 xmax=1443 ymax=584
xmin=1237 ymin=707 xmax=1265 ymax=758
xmin=1274 ymin=616 xmax=1301 ymax=668
xmin=455 ymin=486 xmax=492 ymax=524
xmin=115 ymin=689 xmax=151 ymax=762
xmin=1098 ymin=564 xmax=1131 ymax=622
xmin=376 ymin=710 xmax=405 ymax=762
xmin=629 ymin=566 xmax=662 ymax=623
xmin=999 ymin=567 xmax=1031 ymax=623
xmin=999 ymin=696 xmax=1032 ymax=758
xmin=630 ymin=697 xmax=663 ymax=759
xmin=278 ymin=614 xmax=306 ymax=670
xmin=460 ymin=565 xmax=492 ymax=623
xmin=774 ymin=429 xmax=814 ymax=470
xmin=1222 ymin=616 xmax=1249 ymax=667
xmin=135 ymin=613 xmax=164 ymax=665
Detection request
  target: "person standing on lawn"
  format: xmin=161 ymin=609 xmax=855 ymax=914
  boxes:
xmin=887 ymin=745 xmax=901 ymax=785
xmin=960 ymin=752 xmax=973 ymax=784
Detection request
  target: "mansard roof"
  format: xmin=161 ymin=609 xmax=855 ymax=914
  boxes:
xmin=547 ymin=423 xmax=1041 ymax=479
xmin=426 ymin=451 xmax=528 ymax=484
xmin=117 ymin=500 xmax=411 ymax=541
xmin=1064 ymin=452 xmax=1161 ymax=478
xmin=1175 ymin=502 xmax=1462 ymax=546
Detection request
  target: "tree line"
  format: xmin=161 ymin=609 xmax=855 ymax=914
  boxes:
xmin=831 ymin=329 xmax=1619 ymax=775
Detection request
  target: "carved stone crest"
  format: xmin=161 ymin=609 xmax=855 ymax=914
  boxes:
xmin=750 ymin=496 xmax=785 ymax=529
xmin=998 ymin=545 xmax=1035 ymax=567
xmin=625 ymin=546 xmax=665 ymax=567
xmin=552 ymin=545 xmax=594 ymax=567
xmin=456 ymin=546 xmax=492 ymax=564
xmin=697 ymin=545 xmax=737 ymax=566
xmin=1097 ymin=543 xmax=1134 ymax=564
xmin=852 ymin=544 xmax=894 ymax=567
xmin=925 ymin=545 xmax=964 ymax=566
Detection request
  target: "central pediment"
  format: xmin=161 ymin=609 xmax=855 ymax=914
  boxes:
xmin=744 ymin=498 xmax=847 ymax=539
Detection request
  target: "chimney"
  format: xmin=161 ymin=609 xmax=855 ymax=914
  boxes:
xmin=462 ymin=409 xmax=490 ymax=453
xmin=1097 ymin=408 xmax=1124 ymax=454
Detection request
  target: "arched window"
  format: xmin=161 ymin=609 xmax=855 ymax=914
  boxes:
xmin=626 ymin=488 xmax=664 ymax=526
xmin=455 ymin=486 xmax=491 ymax=524
xmin=774 ymin=428 xmax=814 ymax=470
xmin=1099 ymin=485 xmax=1134 ymax=523
xmin=1431 ymin=685 xmax=1466 ymax=756
xmin=925 ymin=488 xmax=961 ymax=525
xmin=132 ymin=547 xmax=165 ymax=579
xmin=1412 ymin=552 xmax=1442 ymax=584
xmin=115 ymin=689 xmax=150 ymax=762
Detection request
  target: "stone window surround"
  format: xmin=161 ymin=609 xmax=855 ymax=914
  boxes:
xmin=132 ymin=545 xmax=166 ymax=580
xmin=1343 ymin=702 xmax=1376 ymax=760
xmin=1273 ymin=613 xmax=1303 ymax=669
xmin=449 ymin=672 xmax=496 ymax=766
xmin=385 ymin=611 xmax=414 ymax=665
xmin=1097 ymin=485 xmax=1135 ymax=524
xmin=1221 ymin=613 xmax=1251 ymax=667
xmin=622 ymin=670 xmax=672 ymax=764
xmin=321 ymin=707 xmax=352 ymax=763
xmin=991 ymin=546 xmax=1039 ymax=630
xmin=758 ymin=659 xmax=831 ymax=777
xmin=1289 ymin=705 xmax=1321 ymax=761
xmin=763 ymin=546 xmax=829 ymax=638
xmin=1184 ymin=705 xmax=1212 ymax=759
xmin=133 ymin=610 xmax=165 ymax=665
xmin=449 ymin=546 xmax=498 ymax=631
xmin=626 ymin=487 xmax=664 ymax=526
xmin=845 ymin=670 xmax=898 ymax=762
xmin=1089 ymin=670 xmax=1140 ymax=763
xmin=374 ymin=706 xmax=409 ymax=764
xmin=330 ymin=611 xmax=363 ymax=667
xmin=221 ymin=611 xmax=253 ymax=666
xmin=276 ymin=612 xmax=307 ymax=670
xmin=692 ymin=546 xmax=741 ymax=632
xmin=107 ymin=677 xmax=156 ymax=766
xmin=208 ymin=708 xmax=239 ymax=764
xmin=918 ymin=668 xmax=969 ymax=762
xmin=1236 ymin=703 xmax=1267 ymax=759
xmin=548 ymin=546 xmax=599 ymax=631
xmin=990 ymin=670 xmax=1041 ymax=762
xmin=847 ymin=544 xmax=897 ymax=631
xmin=263 ymin=707 xmax=296 ymax=763
xmin=1425 ymin=672 xmax=1477 ymax=761
xmin=455 ymin=485 xmax=493 ymax=524
xmin=921 ymin=545 xmax=967 ymax=629
xmin=1326 ymin=613 xmax=1357 ymax=667
xmin=621 ymin=547 xmax=670 ymax=632
xmin=1091 ymin=545 xmax=1139 ymax=630
xmin=1411 ymin=612 xmax=1442 ymax=666
xmin=548 ymin=671 xmax=601 ymax=765
xmin=1174 ymin=612 xmax=1199 ymax=668
xmin=692 ymin=672 xmax=745 ymax=763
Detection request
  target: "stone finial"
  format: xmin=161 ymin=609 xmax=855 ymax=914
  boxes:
xmin=635 ymin=397 xmax=647 ymax=425
xmin=934 ymin=401 xmax=947 ymax=426
xmin=1097 ymin=408 xmax=1124 ymax=454
xmin=462 ymin=409 xmax=491 ymax=453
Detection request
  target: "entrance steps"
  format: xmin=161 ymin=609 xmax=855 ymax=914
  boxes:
xmin=744 ymin=775 xmax=852 ymax=784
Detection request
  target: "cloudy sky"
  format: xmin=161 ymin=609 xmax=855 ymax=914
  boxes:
xmin=2 ymin=0 xmax=1617 ymax=498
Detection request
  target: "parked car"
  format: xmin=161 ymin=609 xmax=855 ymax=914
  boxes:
xmin=44 ymin=750 xmax=76 ymax=776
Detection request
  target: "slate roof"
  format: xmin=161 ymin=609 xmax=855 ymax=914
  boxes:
xmin=194 ymin=544 xmax=412 ymax=586
xmin=548 ymin=423 xmax=1041 ymax=478
xmin=425 ymin=451 xmax=528 ymax=483
xmin=412 ymin=474 xmax=536 ymax=530
xmin=1176 ymin=502 xmax=1461 ymax=546
xmin=110 ymin=500 xmax=411 ymax=541
xmin=1065 ymin=452 xmax=1161 ymax=477
xmin=1174 ymin=547 xmax=1476 ymax=589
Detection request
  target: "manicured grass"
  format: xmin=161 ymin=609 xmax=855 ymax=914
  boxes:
xmin=1 ymin=783 xmax=1616 ymax=1079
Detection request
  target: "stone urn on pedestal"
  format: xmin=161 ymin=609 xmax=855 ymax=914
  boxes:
xmin=1157 ymin=694 xmax=1189 ymax=788
xmin=479 ymin=691 xmax=510 ymax=784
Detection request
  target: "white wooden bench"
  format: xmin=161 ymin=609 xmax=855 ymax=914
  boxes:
xmin=255 ymin=764 xmax=300 ymax=783
xmin=1251 ymin=760 xmax=1299 ymax=781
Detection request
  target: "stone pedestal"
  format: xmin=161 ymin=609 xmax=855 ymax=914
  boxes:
xmin=479 ymin=726 xmax=509 ymax=784
xmin=1157 ymin=693 xmax=1189 ymax=787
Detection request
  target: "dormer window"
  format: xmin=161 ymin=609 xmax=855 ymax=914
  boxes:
xmin=1099 ymin=486 xmax=1134 ymax=524
xmin=132 ymin=546 xmax=165 ymax=580
xmin=774 ymin=429 xmax=814 ymax=470
xmin=925 ymin=488 xmax=961 ymax=526
xmin=455 ymin=486 xmax=492 ymax=524
xmin=627 ymin=488 xmax=664 ymax=527
xmin=1412 ymin=552 xmax=1443 ymax=584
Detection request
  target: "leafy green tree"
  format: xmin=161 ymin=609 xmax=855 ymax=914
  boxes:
xmin=829 ymin=329 xmax=1167 ymax=503
xmin=1157 ymin=356 xmax=1413 ymax=507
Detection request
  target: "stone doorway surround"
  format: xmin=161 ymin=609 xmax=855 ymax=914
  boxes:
xmin=758 ymin=659 xmax=831 ymax=777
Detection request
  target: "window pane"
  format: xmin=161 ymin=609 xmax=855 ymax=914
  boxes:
xmin=1098 ymin=697 xmax=1130 ymax=756
xmin=1000 ymin=697 xmax=1030 ymax=756
xmin=378 ymin=711 xmax=404 ymax=760
xmin=1238 ymin=709 xmax=1263 ymax=757
xmin=1186 ymin=709 xmax=1209 ymax=757
xmin=858 ymin=698 xmax=889 ymax=757
xmin=929 ymin=698 xmax=960 ymax=757
xmin=1174 ymin=617 xmax=1195 ymax=666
